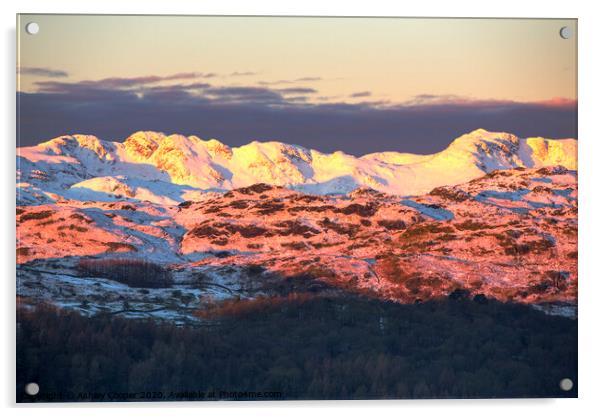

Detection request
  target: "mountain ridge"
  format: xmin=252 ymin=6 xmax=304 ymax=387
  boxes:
xmin=17 ymin=129 xmax=577 ymax=205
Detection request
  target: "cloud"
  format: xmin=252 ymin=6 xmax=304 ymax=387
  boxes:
xmin=283 ymin=96 xmax=310 ymax=103
xmin=163 ymin=82 xmax=213 ymax=91
xmin=257 ymin=80 xmax=293 ymax=86
xmin=295 ymin=77 xmax=322 ymax=82
xmin=18 ymin=66 xmax=69 ymax=78
xmin=258 ymin=77 xmax=322 ymax=86
xmin=401 ymin=94 xmax=474 ymax=106
xmin=537 ymin=97 xmax=577 ymax=108
xmin=17 ymin=74 xmax=577 ymax=155
xmin=34 ymin=72 xmax=215 ymax=92
xmin=202 ymin=86 xmax=287 ymax=104
xmin=278 ymin=87 xmax=318 ymax=95
xmin=395 ymin=94 xmax=579 ymax=110
xmin=350 ymin=91 xmax=372 ymax=98
xmin=17 ymin=81 xmax=577 ymax=156
xmin=229 ymin=71 xmax=257 ymax=77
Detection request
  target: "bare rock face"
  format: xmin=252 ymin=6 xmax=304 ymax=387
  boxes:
xmin=205 ymin=139 xmax=233 ymax=160
xmin=124 ymin=131 xmax=162 ymax=160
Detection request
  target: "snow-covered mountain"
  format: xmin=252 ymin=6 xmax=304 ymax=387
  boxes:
xmin=17 ymin=129 xmax=577 ymax=205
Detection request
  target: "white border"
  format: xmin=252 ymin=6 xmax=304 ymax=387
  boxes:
xmin=2 ymin=1 xmax=601 ymax=415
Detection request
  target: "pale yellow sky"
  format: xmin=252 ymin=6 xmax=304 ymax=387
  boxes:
xmin=17 ymin=15 xmax=577 ymax=104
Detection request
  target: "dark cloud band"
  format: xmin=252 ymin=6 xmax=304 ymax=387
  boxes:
xmin=17 ymin=88 xmax=576 ymax=155
xmin=17 ymin=73 xmax=576 ymax=154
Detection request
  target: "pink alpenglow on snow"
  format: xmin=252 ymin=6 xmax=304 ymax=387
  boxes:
xmin=16 ymin=129 xmax=577 ymax=321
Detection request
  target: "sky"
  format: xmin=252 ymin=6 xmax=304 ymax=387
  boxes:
xmin=17 ymin=15 xmax=577 ymax=155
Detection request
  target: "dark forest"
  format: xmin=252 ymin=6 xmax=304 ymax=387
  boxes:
xmin=17 ymin=295 xmax=577 ymax=402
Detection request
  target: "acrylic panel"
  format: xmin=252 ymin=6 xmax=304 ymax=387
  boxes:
xmin=16 ymin=15 xmax=578 ymax=402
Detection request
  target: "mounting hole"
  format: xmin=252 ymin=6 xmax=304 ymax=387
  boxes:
xmin=559 ymin=26 xmax=572 ymax=40
xmin=25 ymin=382 xmax=39 ymax=396
xmin=559 ymin=378 xmax=574 ymax=391
xmin=25 ymin=22 xmax=40 ymax=35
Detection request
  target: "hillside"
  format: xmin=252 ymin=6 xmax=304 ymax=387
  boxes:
xmin=17 ymin=161 xmax=578 ymax=321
